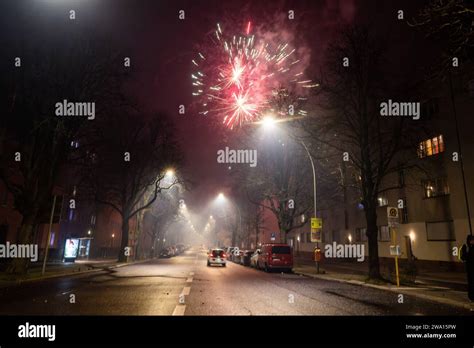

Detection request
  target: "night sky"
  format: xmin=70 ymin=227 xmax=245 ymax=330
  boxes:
xmin=0 ymin=0 xmax=431 ymax=212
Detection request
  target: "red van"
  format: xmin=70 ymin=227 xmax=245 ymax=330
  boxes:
xmin=256 ymin=243 xmax=293 ymax=272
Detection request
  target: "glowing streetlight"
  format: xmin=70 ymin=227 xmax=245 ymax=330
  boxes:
xmin=262 ymin=115 xmax=276 ymax=130
xmin=166 ymin=169 xmax=174 ymax=177
xmin=259 ymin=117 xmax=320 ymax=273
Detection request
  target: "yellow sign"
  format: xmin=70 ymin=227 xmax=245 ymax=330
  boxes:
xmin=310 ymin=228 xmax=322 ymax=242
xmin=311 ymin=218 xmax=322 ymax=229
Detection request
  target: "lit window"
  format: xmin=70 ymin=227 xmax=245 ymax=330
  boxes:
xmin=377 ymin=196 xmax=388 ymax=207
xmin=423 ymin=177 xmax=449 ymax=198
xmin=418 ymin=135 xmax=444 ymax=158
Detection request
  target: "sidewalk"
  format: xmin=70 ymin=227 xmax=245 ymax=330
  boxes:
xmin=293 ymin=258 xmax=473 ymax=311
xmin=0 ymin=258 xmax=151 ymax=288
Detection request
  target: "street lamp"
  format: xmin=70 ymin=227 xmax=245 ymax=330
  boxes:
xmin=261 ymin=116 xmax=320 ymax=272
xmin=215 ymin=192 xmax=241 ymax=247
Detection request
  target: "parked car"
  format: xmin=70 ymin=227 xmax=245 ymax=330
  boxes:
xmin=207 ymin=248 xmax=227 ymax=267
xmin=255 ymin=243 xmax=293 ymax=272
xmin=226 ymin=246 xmax=239 ymax=262
xmin=242 ymin=250 xmax=255 ymax=266
xmin=250 ymin=250 xmax=260 ymax=268
xmin=160 ymin=247 xmax=173 ymax=258
xmin=176 ymin=244 xmax=185 ymax=254
xmin=234 ymin=249 xmax=245 ymax=263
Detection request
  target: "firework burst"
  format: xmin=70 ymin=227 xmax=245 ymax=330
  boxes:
xmin=192 ymin=21 xmax=317 ymax=129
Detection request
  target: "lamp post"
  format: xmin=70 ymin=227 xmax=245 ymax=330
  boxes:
xmin=261 ymin=116 xmax=320 ymax=272
xmin=217 ymin=193 xmax=242 ymax=247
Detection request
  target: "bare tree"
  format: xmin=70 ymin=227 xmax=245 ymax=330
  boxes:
xmin=0 ymin=40 xmax=124 ymax=275
xmin=81 ymin=110 xmax=182 ymax=262
xmin=409 ymin=0 xmax=474 ymax=67
xmin=305 ymin=25 xmax=424 ymax=279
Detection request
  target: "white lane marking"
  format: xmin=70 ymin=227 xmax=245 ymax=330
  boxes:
xmin=181 ymin=287 xmax=191 ymax=296
xmin=186 ymin=277 xmax=193 ymax=283
xmin=172 ymin=305 xmax=186 ymax=316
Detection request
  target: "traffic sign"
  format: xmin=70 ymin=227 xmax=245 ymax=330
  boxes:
xmin=387 ymin=207 xmax=399 ymax=228
xmin=387 ymin=207 xmax=398 ymax=218
xmin=310 ymin=228 xmax=322 ymax=242
xmin=311 ymin=218 xmax=322 ymax=229
xmin=388 ymin=220 xmax=399 ymax=228
xmin=390 ymin=245 xmax=401 ymax=256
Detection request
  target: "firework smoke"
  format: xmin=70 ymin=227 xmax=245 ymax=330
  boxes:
xmin=192 ymin=19 xmax=316 ymax=129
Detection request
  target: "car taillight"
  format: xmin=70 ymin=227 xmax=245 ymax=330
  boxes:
xmin=222 ymin=253 xmax=226 ymax=258
xmin=209 ymin=253 xmax=213 ymax=257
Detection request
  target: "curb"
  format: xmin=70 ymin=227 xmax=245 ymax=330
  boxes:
xmin=294 ymin=269 xmax=473 ymax=311
xmin=1 ymin=259 xmax=152 ymax=287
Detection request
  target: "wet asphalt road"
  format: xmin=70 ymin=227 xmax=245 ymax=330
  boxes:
xmin=0 ymin=248 xmax=471 ymax=315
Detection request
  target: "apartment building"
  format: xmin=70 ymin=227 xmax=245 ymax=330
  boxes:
xmin=286 ymin=70 xmax=474 ymax=269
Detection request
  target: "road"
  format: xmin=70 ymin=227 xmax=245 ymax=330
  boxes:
xmin=0 ymin=248 xmax=470 ymax=315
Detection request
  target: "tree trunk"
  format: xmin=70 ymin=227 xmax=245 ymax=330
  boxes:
xmin=6 ymin=213 xmax=37 ymax=275
xmin=365 ymin=204 xmax=381 ymax=279
xmin=279 ymin=225 xmax=287 ymax=243
xmin=118 ymin=218 xmax=129 ymax=262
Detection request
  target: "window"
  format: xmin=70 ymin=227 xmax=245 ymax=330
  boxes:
xmin=426 ymin=221 xmax=455 ymax=241
xmin=378 ymin=226 xmax=390 ymax=242
xmin=355 ymin=227 xmax=367 ymax=242
xmin=400 ymin=198 xmax=408 ymax=224
xmin=421 ymin=98 xmax=439 ymax=119
xmin=377 ymin=196 xmax=388 ymax=207
xmin=68 ymin=209 xmax=77 ymax=221
xmin=423 ymin=177 xmax=449 ymax=198
xmin=272 ymin=246 xmax=291 ymax=254
xmin=418 ymin=135 xmax=445 ymax=158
